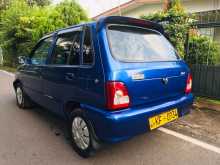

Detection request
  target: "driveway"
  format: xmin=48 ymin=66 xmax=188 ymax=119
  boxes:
xmin=0 ymin=71 xmax=220 ymax=165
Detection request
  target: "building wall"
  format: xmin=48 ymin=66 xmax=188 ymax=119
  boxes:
xmin=121 ymin=0 xmax=220 ymax=18
xmin=214 ymin=27 xmax=220 ymax=44
xmin=122 ymin=2 xmax=162 ymax=18
xmin=183 ymin=0 xmax=220 ymax=13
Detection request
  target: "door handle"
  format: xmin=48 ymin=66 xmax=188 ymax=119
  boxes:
xmin=65 ymin=73 xmax=75 ymax=80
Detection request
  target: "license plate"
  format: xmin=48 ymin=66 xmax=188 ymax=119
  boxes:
xmin=149 ymin=109 xmax=178 ymax=130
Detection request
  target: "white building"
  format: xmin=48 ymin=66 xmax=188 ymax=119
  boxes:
xmin=93 ymin=0 xmax=220 ymax=43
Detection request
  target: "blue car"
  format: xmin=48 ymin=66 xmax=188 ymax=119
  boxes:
xmin=13 ymin=16 xmax=193 ymax=158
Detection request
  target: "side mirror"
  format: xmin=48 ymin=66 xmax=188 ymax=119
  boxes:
xmin=18 ymin=56 xmax=30 ymax=65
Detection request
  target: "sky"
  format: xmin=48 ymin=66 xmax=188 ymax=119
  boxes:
xmin=53 ymin=0 xmax=130 ymax=18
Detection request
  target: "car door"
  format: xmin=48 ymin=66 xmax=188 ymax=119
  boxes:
xmin=78 ymin=26 xmax=105 ymax=108
xmin=22 ymin=36 xmax=53 ymax=105
xmin=41 ymin=28 xmax=82 ymax=115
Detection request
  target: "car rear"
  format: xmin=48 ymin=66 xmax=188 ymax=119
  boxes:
xmin=84 ymin=16 xmax=194 ymax=143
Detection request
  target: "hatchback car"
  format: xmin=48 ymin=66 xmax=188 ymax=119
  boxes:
xmin=14 ymin=16 xmax=193 ymax=158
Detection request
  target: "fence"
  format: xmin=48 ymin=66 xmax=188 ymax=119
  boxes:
xmin=191 ymin=64 xmax=220 ymax=99
xmin=185 ymin=10 xmax=220 ymax=99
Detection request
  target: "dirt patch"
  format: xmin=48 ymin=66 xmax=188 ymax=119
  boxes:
xmin=165 ymin=108 xmax=220 ymax=147
xmin=194 ymin=98 xmax=220 ymax=112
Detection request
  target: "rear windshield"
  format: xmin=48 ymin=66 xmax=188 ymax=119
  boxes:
xmin=107 ymin=25 xmax=179 ymax=62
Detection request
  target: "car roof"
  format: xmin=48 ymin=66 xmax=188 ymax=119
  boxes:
xmin=41 ymin=22 xmax=96 ymax=40
xmin=41 ymin=16 xmax=164 ymax=40
xmin=96 ymin=16 xmax=164 ymax=34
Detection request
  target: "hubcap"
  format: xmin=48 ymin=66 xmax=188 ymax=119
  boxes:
xmin=16 ymin=87 xmax=23 ymax=105
xmin=72 ymin=117 xmax=90 ymax=150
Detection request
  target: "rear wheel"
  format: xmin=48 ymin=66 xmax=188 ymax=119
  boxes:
xmin=69 ymin=109 xmax=100 ymax=158
xmin=15 ymin=85 xmax=33 ymax=109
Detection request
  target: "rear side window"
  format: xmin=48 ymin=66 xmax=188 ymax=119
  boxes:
xmin=107 ymin=25 xmax=179 ymax=62
xmin=51 ymin=31 xmax=81 ymax=65
xmin=52 ymin=33 xmax=74 ymax=65
xmin=68 ymin=31 xmax=81 ymax=65
xmin=82 ymin=27 xmax=94 ymax=65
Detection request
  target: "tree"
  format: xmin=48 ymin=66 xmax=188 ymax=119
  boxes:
xmin=141 ymin=0 xmax=220 ymax=65
xmin=54 ymin=0 xmax=88 ymax=26
xmin=141 ymin=0 xmax=190 ymax=58
xmin=0 ymin=0 xmax=11 ymax=11
xmin=26 ymin=0 xmax=51 ymax=6
xmin=0 ymin=0 xmax=88 ymax=66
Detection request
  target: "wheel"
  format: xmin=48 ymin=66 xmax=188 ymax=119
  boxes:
xmin=69 ymin=108 xmax=100 ymax=158
xmin=15 ymin=84 xmax=33 ymax=109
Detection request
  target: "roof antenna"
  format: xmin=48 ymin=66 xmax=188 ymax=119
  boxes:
xmin=118 ymin=0 xmax=122 ymax=16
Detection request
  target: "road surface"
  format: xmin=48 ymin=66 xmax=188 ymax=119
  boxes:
xmin=0 ymin=70 xmax=220 ymax=165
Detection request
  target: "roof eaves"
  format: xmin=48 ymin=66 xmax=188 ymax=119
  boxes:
xmin=92 ymin=0 xmax=160 ymax=20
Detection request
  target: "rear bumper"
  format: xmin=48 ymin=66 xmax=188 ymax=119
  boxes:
xmin=82 ymin=94 xmax=194 ymax=143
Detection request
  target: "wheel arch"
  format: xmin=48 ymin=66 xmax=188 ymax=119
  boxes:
xmin=63 ymin=100 xmax=81 ymax=120
xmin=63 ymin=101 xmax=102 ymax=148
xmin=13 ymin=79 xmax=22 ymax=89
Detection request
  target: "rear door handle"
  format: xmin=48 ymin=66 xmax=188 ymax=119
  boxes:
xmin=65 ymin=73 xmax=75 ymax=80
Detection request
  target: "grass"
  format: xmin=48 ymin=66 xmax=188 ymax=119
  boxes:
xmin=0 ymin=65 xmax=17 ymax=73
xmin=196 ymin=97 xmax=220 ymax=105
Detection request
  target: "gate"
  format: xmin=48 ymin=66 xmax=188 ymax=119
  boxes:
xmin=191 ymin=65 xmax=220 ymax=99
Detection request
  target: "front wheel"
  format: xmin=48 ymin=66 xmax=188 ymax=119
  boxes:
xmin=70 ymin=109 xmax=100 ymax=158
xmin=15 ymin=85 xmax=33 ymax=109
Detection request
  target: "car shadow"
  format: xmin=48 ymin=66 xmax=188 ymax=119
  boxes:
xmin=15 ymin=102 xmax=159 ymax=162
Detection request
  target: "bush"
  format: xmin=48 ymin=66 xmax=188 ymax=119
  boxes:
xmin=187 ymin=35 xmax=220 ymax=65
xmin=0 ymin=0 xmax=88 ymax=66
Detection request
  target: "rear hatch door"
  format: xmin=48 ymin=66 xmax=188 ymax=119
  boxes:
xmin=125 ymin=62 xmax=188 ymax=107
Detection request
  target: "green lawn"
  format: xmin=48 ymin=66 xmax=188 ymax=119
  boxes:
xmin=0 ymin=66 xmax=17 ymax=73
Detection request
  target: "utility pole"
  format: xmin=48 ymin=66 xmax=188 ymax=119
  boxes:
xmin=163 ymin=0 xmax=172 ymax=11
xmin=118 ymin=0 xmax=122 ymax=16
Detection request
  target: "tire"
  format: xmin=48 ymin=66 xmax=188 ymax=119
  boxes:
xmin=69 ymin=108 xmax=100 ymax=158
xmin=15 ymin=84 xmax=33 ymax=109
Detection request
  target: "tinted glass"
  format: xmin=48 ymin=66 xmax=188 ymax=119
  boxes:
xmin=82 ymin=27 xmax=93 ymax=65
xmin=52 ymin=33 xmax=74 ymax=65
xmin=108 ymin=25 xmax=178 ymax=62
xmin=31 ymin=37 xmax=53 ymax=65
xmin=68 ymin=31 xmax=81 ymax=65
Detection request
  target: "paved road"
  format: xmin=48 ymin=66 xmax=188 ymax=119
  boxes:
xmin=0 ymin=71 xmax=220 ymax=165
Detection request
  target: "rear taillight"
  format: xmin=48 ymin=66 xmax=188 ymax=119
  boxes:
xmin=185 ymin=73 xmax=192 ymax=94
xmin=106 ymin=81 xmax=130 ymax=110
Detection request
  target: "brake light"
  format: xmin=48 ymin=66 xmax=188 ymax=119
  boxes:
xmin=106 ymin=81 xmax=130 ymax=110
xmin=185 ymin=73 xmax=192 ymax=94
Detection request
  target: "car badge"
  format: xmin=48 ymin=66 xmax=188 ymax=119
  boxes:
xmin=162 ymin=77 xmax=169 ymax=85
xmin=180 ymin=71 xmax=186 ymax=75
xmin=132 ymin=73 xmax=144 ymax=80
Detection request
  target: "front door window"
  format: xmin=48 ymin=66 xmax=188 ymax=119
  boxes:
xmin=31 ymin=37 xmax=53 ymax=65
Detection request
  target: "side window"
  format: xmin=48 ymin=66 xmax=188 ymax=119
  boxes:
xmin=68 ymin=31 xmax=81 ymax=65
xmin=31 ymin=37 xmax=53 ymax=65
xmin=51 ymin=33 xmax=74 ymax=65
xmin=82 ymin=27 xmax=94 ymax=65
